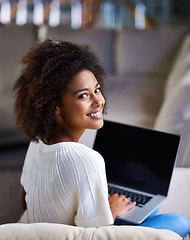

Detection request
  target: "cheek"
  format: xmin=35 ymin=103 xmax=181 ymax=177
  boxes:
xmin=101 ymin=95 xmax=106 ymax=106
xmin=69 ymin=103 xmax=88 ymax=116
xmin=103 ymin=95 xmax=106 ymax=104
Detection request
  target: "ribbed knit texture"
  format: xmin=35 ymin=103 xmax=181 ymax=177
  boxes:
xmin=20 ymin=141 xmax=113 ymax=227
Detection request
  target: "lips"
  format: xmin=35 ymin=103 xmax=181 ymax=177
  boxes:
xmin=87 ymin=110 xmax=103 ymax=119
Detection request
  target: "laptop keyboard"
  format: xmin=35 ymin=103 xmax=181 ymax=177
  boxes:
xmin=108 ymin=185 xmax=152 ymax=207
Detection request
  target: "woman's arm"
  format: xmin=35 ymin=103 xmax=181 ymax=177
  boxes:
xmin=20 ymin=186 xmax=27 ymax=211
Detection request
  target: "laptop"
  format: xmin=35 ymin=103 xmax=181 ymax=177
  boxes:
xmin=93 ymin=120 xmax=180 ymax=224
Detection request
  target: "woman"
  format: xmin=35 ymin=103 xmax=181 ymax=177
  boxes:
xmin=13 ymin=40 xmax=190 ymax=236
xmin=14 ymin=39 xmax=134 ymax=227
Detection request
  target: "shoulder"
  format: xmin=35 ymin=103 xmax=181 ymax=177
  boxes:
xmin=67 ymin=143 xmax=102 ymax=159
xmin=25 ymin=141 xmax=105 ymax=171
xmin=57 ymin=142 xmax=105 ymax=169
xmin=50 ymin=143 xmax=107 ymax=179
xmin=43 ymin=141 xmax=103 ymax=159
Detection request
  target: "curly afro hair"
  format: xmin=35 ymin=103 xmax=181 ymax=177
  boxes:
xmin=13 ymin=39 xmax=107 ymax=142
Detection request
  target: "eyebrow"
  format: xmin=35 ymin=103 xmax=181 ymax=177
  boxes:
xmin=73 ymin=82 xmax=100 ymax=95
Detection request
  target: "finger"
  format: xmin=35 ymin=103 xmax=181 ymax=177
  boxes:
xmin=126 ymin=202 xmax=136 ymax=211
xmin=120 ymin=195 xmax=127 ymax=201
xmin=120 ymin=195 xmax=130 ymax=203
xmin=112 ymin=193 xmax=119 ymax=198
xmin=125 ymin=197 xmax=131 ymax=204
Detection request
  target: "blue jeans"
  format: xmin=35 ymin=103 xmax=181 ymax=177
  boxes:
xmin=114 ymin=208 xmax=190 ymax=237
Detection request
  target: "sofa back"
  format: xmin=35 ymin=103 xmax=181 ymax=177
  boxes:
xmin=46 ymin=26 xmax=188 ymax=78
xmin=115 ymin=27 xmax=188 ymax=77
xmin=46 ymin=27 xmax=116 ymax=74
xmin=0 ymin=24 xmax=35 ymax=133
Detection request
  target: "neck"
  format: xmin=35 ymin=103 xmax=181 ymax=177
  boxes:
xmin=45 ymin=125 xmax=85 ymax=145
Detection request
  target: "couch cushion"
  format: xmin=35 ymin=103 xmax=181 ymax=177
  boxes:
xmin=154 ymin=70 xmax=190 ymax=134
xmin=0 ymin=223 xmax=181 ymax=240
xmin=104 ymin=74 xmax=165 ymax=128
xmin=115 ymin=27 xmax=188 ymax=76
xmin=154 ymin=34 xmax=190 ymax=167
xmin=0 ymin=24 xmax=34 ymax=92
xmin=165 ymin=34 xmax=190 ymax=94
xmin=159 ymin=167 xmax=190 ymax=220
xmin=46 ymin=27 xmax=115 ymax=74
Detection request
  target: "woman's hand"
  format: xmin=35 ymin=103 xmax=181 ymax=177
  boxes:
xmin=108 ymin=193 xmax=136 ymax=222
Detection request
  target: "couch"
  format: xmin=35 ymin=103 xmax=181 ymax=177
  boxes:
xmin=0 ymin=223 xmax=182 ymax=240
xmin=0 ymin=24 xmax=190 ymax=238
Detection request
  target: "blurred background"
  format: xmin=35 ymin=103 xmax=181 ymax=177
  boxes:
xmin=0 ymin=0 xmax=190 ymax=30
xmin=0 ymin=0 xmax=190 ymax=145
xmin=0 ymin=0 xmax=190 ymax=224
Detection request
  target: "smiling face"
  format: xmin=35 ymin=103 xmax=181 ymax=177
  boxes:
xmin=55 ymin=69 xmax=105 ymax=142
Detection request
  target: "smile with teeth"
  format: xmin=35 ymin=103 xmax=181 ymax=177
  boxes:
xmin=87 ymin=110 xmax=102 ymax=118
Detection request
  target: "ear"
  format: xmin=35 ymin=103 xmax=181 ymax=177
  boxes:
xmin=55 ymin=106 xmax=60 ymax=115
xmin=53 ymin=100 xmax=61 ymax=115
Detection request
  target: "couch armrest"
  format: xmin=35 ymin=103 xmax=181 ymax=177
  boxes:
xmin=0 ymin=223 xmax=182 ymax=240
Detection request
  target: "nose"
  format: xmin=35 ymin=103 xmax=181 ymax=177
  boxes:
xmin=92 ymin=94 xmax=104 ymax=107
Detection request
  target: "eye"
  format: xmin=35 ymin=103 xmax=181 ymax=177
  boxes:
xmin=95 ymin=87 xmax=101 ymax=94
xmin=78 ymin=93 xmax=88 ymax=99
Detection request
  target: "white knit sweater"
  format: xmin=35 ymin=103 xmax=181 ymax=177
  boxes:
xmin=20 ymin=141 xmax=113 ymax=227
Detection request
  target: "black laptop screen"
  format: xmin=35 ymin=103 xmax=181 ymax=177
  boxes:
xmin=93 ymin=120 xmax=180 ymax=196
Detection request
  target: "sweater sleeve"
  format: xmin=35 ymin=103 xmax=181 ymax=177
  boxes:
xmin=59 ymin=144 xmax=114 ymax=228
